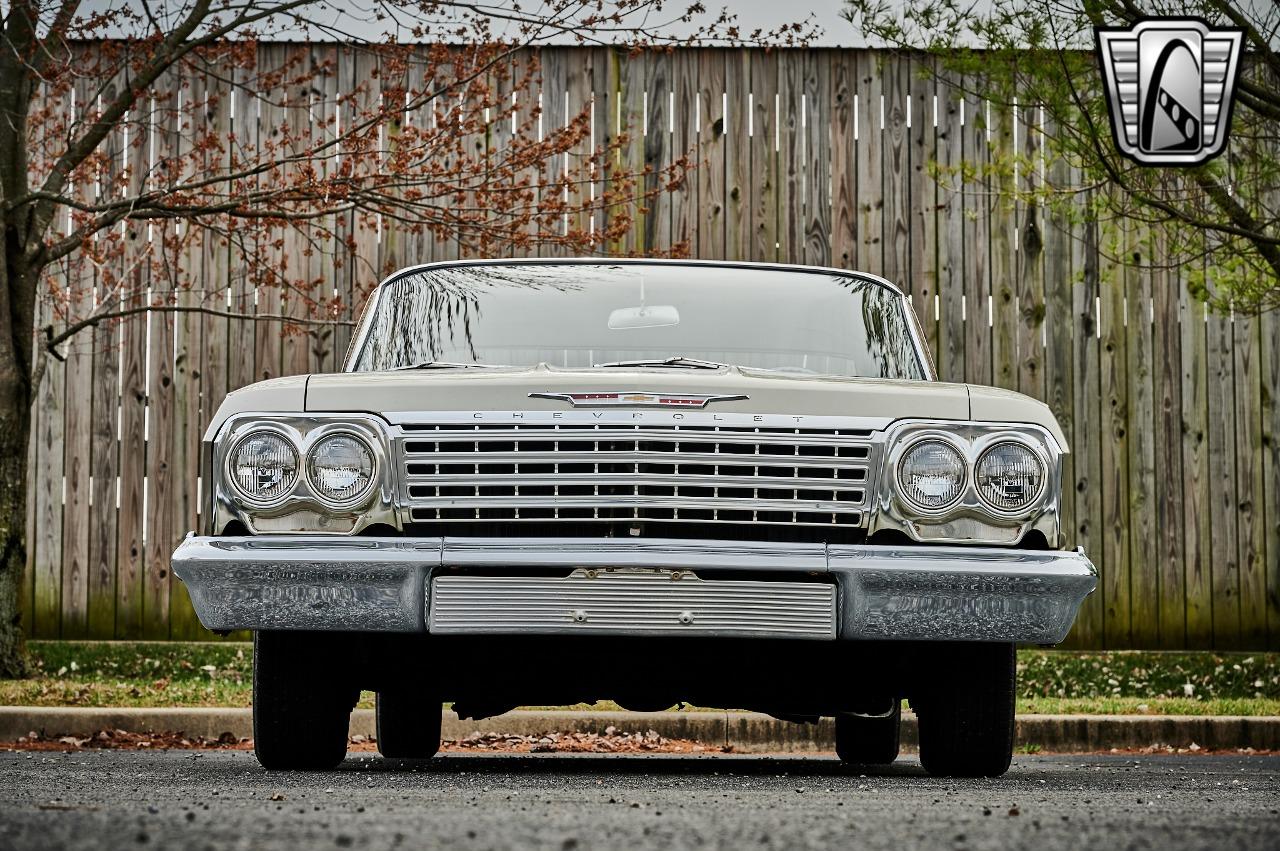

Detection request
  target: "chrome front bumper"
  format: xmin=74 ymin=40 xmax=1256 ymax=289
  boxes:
xmin=171 ymin=536 xmax=1097 ymax=644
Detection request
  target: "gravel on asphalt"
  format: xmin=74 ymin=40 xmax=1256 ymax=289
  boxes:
xmin=0 ymin=750 xmax=1276 ymax=850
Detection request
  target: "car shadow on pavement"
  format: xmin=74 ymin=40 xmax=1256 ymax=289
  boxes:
xmin=340 ymin=754 xmax=930 ymax=778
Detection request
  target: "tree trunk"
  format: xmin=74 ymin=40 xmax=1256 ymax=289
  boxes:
xmin=0 ymin=223 xmax=38 ymax=678
xmin=0 ymin=374 xmax=31 ymax=678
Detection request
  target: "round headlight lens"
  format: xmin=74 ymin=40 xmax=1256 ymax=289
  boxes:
xmin=897 ymin=440 xmax=966 ymax=510
xmin=307 ymin=433 xmax=376 ymax=504
xmin=975 ymin=442 xmax=1044 ymax=511
xmin=229 ymin=431 xmax=299 ymax=503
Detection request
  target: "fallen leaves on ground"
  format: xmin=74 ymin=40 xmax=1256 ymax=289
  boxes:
xmin=3 ymin=729 xmax=250 ymax=751
xmin=442 ymin=728 xmax=728 ymax=754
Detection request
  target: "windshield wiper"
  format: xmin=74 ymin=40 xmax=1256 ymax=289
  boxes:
xmin=593 ymin=356 xmax=732 ymax=370
xmin=392 ymin=361 xmax=510 ymax=371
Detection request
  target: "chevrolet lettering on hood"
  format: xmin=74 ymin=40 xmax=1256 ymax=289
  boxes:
xmin=171 ymin=258 xmax=1096 ymax=777
xmin=528 ymin=391 xmax=749 ymax=408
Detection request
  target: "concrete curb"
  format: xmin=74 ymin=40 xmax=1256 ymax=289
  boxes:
xmin=2 ymin=707 xmax=1277 ymax=753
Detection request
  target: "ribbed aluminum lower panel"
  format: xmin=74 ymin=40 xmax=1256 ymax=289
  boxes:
xmin=428 ymin=571 xmax=836 ymax=639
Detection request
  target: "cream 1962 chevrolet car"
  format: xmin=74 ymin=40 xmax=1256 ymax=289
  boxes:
xmin=171 ymin=259 xmax=1096 ymax=776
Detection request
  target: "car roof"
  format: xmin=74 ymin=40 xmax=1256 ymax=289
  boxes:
xmin=373 ymin=257 xmax=908 ymax=298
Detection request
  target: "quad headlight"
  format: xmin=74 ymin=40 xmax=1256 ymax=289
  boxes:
xmin=975 ymin=441 xmax=1044 ymax=512
xmin=306 ymin=433 xmax=376 ymax=505
xmin=228 ymin=431 xmax=299 ymax=504
xmin=896 ymin=439 xmax=966 ymax=510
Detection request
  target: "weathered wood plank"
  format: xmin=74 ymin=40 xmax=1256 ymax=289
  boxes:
xmin=143 ymin=65 xmax=190 ymax=639
xmin=961 ymin=94 xmax=991 ymax=387
xmin=1041 ymin=152 xmax=1074 ymax=555
xmin=854 ymin=53 xmax=884 ymax=278
xmin=829 ymin=52 xmax=856 ymax=270
xmin=1152 ymin=229 xmax=1187 ymax=648
xmin=936 ymin=84 xmax=966 ymax=383
xmin=881 ymin=56 xmax=910 ymax=290
xmin=1206 ymin=301 xmax=1241 ymax=648
xmin=725 ymin=50 xmax=752 ymax=261
xmin=988 ymin=104 xmax=1017 ymax=392
xmin=31 ymin=264 xmax=65 ymax=639
xmin=1263 ymin=303 xmax=1280 ymax=649
xmin=1017 ymin=105 xmax=1046 ymax=401
xmin=908 ymin=58 xmax=937 ymax=353
xmin=1067 ymin=207 xmax=1103 ymax=647
xmin=1234 ymin=309 xmax=1267 ymax=649
xmin=670 ymin=49 xmax=697 ymax=255
xmin=170 ymin=71 xmax=212 ymax=637
xmin=1178 ymin=244 xmax=1211 ymax=647
xmin=778 ymin=51 xmax=802 ymax=264
xmin=113 ymin=85 xmax=152 ymax=637
xmin=1126 ymin=224 xmax=1158 ymax=648
xmin=1099 ymin=220 xmax=1130 ymax=648
xmin=802 ymin=50 xmax=830 ymax=267
xmin=644 ymin=49 xmax=669 ymax=256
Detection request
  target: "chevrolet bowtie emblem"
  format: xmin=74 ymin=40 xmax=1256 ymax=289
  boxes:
xmin=1096 ymin=18 xmax=1244 ymax=166
xmin=529 ymin=391 xmax=749 ymax=408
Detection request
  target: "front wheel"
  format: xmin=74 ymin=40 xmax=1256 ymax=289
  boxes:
xmin=253 ymin=631 xmax=357 ymax=771
xmin=914 ymin=643 xmax=1016 ymax=778
xmin=834 ymin=703 xmax=901 ymax=765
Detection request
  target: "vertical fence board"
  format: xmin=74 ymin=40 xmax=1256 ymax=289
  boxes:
xmin=114 ymin=104 xmax=150 ymax=638
xmin=1100 ymin=225 xmax=1130 ymax=647
xmin=989 ymin=105 xmax=1017 ymax=392
xmin=726 ymin=51 xmax=752 ymax=261
xmin=747 ymin=50 xmax=777 ymax=264
xmin=1127 ymin=227 xmax=1157 ymax=647
xmin=855 ymin=54 xmax=883 ymax=278
xmin=908 ymin=59 xmax=937 ymax=352
xmin=1207 ymin=305 xmax=1241 ymax=648
xmin=962 ymin=95 xmax=991 ymax=387
xmin=1234 ymin=311 xmax=1267 ymax=648
xmin=32 ymin=270 xmax=65 ymax=639
xmin=1042 ymin=155 xmax=1074 ymax=556
xmin=829 ymin=53 xmax=856 ymax=271
xmin=881 ymin=57 xmax=910 ymax=289
xmin=1263 ymin=306 xmax=1280 ymax=649
xmin=1068 ymin=213 xmax=1103 ymax=647
xmin=670 ymin=50 xmax=697 ymax=255
xmin=778 ymin=52 xmax=803 ymax=263
xmin=802 ymin=51 xmax=830 ymax=268
xmin=1153 ymin=235 xmax=1187 ymax=648
xmin=1017 ymin=105 xmax=1046 ymax=401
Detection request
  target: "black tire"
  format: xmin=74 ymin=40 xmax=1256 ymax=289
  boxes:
xmin=915 ymin=642 xmax=1016 ymax=778
xmin=253 ymin=631 xmax=357 ymax=771
xmin=376 ymin=690 xmax=442 ymax=760
xmin=834 ymin=703 xmax=901 ymax=765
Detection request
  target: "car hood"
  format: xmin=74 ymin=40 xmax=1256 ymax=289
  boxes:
xmin=208 ymin=366 xmax=1067 ymax=448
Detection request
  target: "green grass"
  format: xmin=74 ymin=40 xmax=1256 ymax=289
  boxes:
xmin=2 ymin=642 xmax=1278 ymax=716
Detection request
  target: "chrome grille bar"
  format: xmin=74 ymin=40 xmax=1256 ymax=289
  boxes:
xmin=396 ymin=419 xmax=879 ymax=530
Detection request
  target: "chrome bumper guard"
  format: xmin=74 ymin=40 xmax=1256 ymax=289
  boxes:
xmin=171 ymin=536 xmax=1097 ymax=644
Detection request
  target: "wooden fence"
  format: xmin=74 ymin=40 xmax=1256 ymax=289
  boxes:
xmin=21 ymin=45 xmax=1280 ymax=648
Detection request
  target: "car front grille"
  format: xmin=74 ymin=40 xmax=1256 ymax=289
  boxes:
xmin=395 ymin=422 xmax=878 ymax=538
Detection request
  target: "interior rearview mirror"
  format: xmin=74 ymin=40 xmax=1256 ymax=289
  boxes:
xmin=607 ymin=304 xmax=680 ymax=330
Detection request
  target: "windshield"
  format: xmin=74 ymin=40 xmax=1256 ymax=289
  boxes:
xmin=349 ymin=263 xmax=926 ymax=380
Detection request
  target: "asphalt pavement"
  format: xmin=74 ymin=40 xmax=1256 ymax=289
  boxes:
xmin=0 ymin=750 xmax=1277 ymax=850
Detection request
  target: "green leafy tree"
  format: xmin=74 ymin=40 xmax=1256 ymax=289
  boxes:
xmin=843 ymin=0 xmax=1279 ymax=310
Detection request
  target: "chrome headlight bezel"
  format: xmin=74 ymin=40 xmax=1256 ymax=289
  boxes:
xmin=209 ymin=413 xmax=396 ymax=535
xmin=873 ymin=421 xmax=1062 ymax=547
